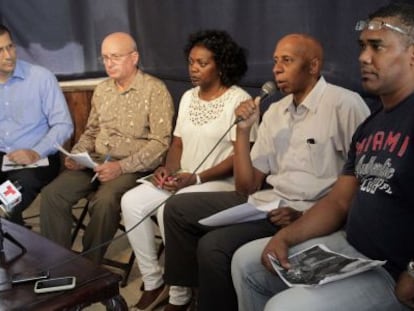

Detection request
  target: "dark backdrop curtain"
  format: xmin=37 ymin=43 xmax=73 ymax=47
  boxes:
xmin=0 ymin=0 xmax=403 ymax=105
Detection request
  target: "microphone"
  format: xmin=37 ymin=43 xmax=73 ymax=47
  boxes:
xmin=235 ymin=81 xmax=277 ymax=124
xmin=258 ymin=80 xmax=278 ymax=101
xmin=0 ymin=180 xmax=22 ymax=216
xmin=0 ymin=180 xmax=24 ymax=291
xmin=32 ymin=82 xmax=279 ymax=273
xmin=30 ymin=81 xmax=276 ymax=273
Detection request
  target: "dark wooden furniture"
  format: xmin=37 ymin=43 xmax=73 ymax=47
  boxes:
xmin=0 ymin=218 xmax=127 ymax=310
xmin=63 ymin=89 xmax=93 ymax=147
xmin=60 ymin=80 xmax=99 ymax=147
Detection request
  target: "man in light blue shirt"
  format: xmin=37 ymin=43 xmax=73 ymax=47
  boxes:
xmin=0 ymin=24 xmax=73 ymax=225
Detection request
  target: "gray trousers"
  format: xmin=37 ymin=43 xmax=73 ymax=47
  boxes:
xmin=232 ymin=232 xmax=411 ymax=311
xmin=40 ymin=169 xmax=140 ymax=263
xmin=163 ymin=191 xmax=278 ymax=311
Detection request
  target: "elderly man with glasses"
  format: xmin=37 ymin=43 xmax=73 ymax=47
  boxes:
xmin=40 ymin=32 xmax=174 ymax=264
xmin=0 ymin=24 xmax=73 ymax=226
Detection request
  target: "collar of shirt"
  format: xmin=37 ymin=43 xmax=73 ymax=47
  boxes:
xmin=301 ymin=76 xmax=327 ymax=113
xmin=7 ymin=59 xmax=26 ymax=82
xmin=282 ymin=76 xmax=328 ymax=116
xmin=104 ymin=69 xmax=144 ymax=94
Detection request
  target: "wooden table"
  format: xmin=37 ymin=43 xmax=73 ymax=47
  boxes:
xmin=0 ymin=218 xmax=127 ymax=310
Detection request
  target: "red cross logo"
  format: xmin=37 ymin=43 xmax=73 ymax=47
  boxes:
xmin=3 ymin=185 xmax=16 ymax=196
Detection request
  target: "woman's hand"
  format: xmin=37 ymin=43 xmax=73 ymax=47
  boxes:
xmin=152 ymin=166 xmax=172 ymax=188
xmin=162 ymin=172 xmax=196 ymax=192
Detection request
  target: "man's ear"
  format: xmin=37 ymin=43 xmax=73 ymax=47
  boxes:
xmin=133 ymin=51 xmax=140 ymax=66
xmin=309 ymin=57 xmax=320 ymax=75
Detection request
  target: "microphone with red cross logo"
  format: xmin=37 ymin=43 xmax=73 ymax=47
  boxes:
xmin=0 ymin=181 xmax=22 ymax=216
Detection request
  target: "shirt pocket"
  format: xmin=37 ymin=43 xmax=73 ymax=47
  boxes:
xmin=307 ymin=137 xmax=344 ymax=178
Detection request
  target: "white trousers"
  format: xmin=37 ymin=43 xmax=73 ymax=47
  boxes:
xmin=121 ymin=180 xmax=234 ymax=305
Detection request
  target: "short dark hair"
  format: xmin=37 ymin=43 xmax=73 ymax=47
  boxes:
xmin=369 ymin=2 xmax=414 ymax=43
xmin=184 ymin=29 xmax=248 ymax=87
xmin=0 ymin=24 xmax=12 ymax=39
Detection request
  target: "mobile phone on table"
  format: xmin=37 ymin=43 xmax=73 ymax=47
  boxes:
xmin=34 ymin=276 xmax=76 ymax=294
xmin=11 ymin=270 xmax=49 ymax=284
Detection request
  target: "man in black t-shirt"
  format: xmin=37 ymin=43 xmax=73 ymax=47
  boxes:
xmin=231 ymin=3 xmax=414 ymax=310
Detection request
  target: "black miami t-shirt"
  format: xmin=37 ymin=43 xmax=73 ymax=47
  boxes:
xmin=344 ymin=92 xmax=414 ymax=280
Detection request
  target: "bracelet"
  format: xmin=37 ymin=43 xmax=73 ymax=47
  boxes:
xmin=195 ymin=174 xmax=202 ymax=185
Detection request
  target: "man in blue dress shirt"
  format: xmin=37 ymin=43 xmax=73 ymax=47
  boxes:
xmin=0 ymin=24 xmax=73 ymax=225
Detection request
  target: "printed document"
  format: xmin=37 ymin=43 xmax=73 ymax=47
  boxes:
xmin=56 ymin=145 xmax=97 ymax=169
xmin=199 ymin=200 xmax=280 ymax=226
xmin=268 ymin=244 xmax=385 ymax=287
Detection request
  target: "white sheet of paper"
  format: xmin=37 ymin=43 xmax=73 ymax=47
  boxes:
xmin=1 ymin=155 xmax=49 ymax=172
xmin=199 ymin=199 xmax=281 ymax=226
xmin=55 ymin=145 xmax=97 ymax=169
xmin=136 ymin=174 xmax=154 ymax=185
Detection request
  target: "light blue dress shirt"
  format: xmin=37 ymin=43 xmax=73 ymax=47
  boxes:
xmin=0 ymin=60 xmax=73 ymax=158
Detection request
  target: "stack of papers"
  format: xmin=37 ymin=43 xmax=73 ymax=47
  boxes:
xmin=55 ymin=145 xmax=97 ymax=169
xmin=199 ymin=200 xmax=280 ymax=226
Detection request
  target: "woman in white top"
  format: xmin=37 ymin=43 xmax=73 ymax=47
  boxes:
xmin=121 ymin=29 xmax=257 ymax=311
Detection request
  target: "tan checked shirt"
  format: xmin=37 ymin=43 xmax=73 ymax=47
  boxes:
xmin=72 ymin=70 xmax=174 ymax=173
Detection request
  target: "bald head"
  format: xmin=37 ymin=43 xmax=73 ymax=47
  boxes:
xmin=277 ymin=33 xmax=324 ymax=75
xmin=100 ymin=32 xmax=139 ymax=88
xmin=102 ymin=32 xmax=137 ymax=53
xmin=272 ymin=33 xmax=325 ymax=103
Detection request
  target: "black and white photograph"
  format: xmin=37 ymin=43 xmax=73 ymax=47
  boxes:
xmin=269 ymin=244 xmax=385 ymax=287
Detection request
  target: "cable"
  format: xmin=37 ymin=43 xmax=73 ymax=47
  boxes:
xmin=38 ymin=120 xmax=238 ymax=273
xmin=6 ymin=78 xmax=276 ymax=282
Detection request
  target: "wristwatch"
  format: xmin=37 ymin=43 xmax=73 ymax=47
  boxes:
xmin=195 ymin=174 xmax=202 ymax=185
xmin=407 ymin=260 xmax=414 ymax=278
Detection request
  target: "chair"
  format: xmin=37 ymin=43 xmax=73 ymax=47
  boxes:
xmin=71 ymin=198 xmax=164 ymax=287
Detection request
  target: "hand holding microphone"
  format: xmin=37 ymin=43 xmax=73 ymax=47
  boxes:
xmin=235 ymin=81 xmax=277 ymax=126
xmin=235 ymin=97 xmax=261 ymax=128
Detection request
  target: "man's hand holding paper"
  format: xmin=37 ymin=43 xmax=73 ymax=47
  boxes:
xmin=2 ymin=154 xmax=49 ymax=172
xmin=64 ymin=157 xmax=85 ymax=170
xmin=56 ymin=144 xmax=97 ymax=169
xmin=7 ymin=149 xmax=40 ymax=165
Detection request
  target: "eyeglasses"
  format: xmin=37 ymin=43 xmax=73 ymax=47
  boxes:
xmin=98 ymin=51 xmax=135 ymax=64
xmin=355 ymin=20 xmax=408 ymax=35
xmin=0 ymin=43 xmax=16 ymax=56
